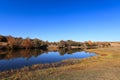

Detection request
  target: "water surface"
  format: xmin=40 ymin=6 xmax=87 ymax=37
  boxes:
xmin=0 ymin=49 xmax=96 ymax=71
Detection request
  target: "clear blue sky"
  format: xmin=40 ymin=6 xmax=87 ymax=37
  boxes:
xmin=0 ymin=0 xmax=120 ymax=42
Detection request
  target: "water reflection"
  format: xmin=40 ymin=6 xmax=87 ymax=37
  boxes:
xmin=0 ymin=49 xmax=82 ymax=60
xmin=0 ymin=49 xmax=96 ymax=71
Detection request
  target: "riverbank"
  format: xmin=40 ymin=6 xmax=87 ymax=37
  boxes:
xmin=1 ymin=47 xmax=120 ymax=80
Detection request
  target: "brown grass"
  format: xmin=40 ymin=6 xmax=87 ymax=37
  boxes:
xmin=1 ymin=47 xmax=120 ymax=80
xmin=110 ymin=42 xmax=120 ymax=47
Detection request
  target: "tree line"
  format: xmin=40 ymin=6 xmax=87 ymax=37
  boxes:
xmin=0 ymin=35 xmax=48 ymax=49
xmin=0 ymin=34 xmax=111 ymax=50
xmin=49 ymin=40 xmax=111 ymax=49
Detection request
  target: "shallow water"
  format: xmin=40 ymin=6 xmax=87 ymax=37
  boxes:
xmin=0 ymin=49 xmax=96 ymax=71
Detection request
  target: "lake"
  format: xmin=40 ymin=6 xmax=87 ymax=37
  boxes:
xmin=0 ymin=49 xmax=96 ymax=71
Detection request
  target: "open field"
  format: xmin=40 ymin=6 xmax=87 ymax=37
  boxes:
xmin=1 ymin=45 xmax=120 ymax=80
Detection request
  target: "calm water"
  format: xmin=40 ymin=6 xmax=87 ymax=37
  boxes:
xmin=0 ymin=49 xmax=96 ymax=71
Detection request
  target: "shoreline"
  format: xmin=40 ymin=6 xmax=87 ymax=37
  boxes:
xmin=1 ymin=47 xmax=120 ymax=80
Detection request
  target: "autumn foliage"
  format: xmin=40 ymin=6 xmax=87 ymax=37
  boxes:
xmin=21 ymin=38 xmax=33 ymax=49
xmin=0 ymin=35 xmax=48 ymax=49
xmin=0 ymin=34 xmax=111 ymax=50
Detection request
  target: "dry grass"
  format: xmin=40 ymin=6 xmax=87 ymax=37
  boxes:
xmin=1 ymin=47 xmax=120 ymax=80
xmin=110 ymin=42 xmax=120 ymax=47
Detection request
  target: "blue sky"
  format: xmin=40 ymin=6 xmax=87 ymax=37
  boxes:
xmin=0 ymin=0 xmax=120 ymax=42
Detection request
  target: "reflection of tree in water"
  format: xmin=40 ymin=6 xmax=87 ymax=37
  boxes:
xmin=58 ymin=48 xmax=83 ymax=56
xmin=58 ymin=48 xmax=67 ymax=56
xmin=67 ymin=49 xmax=82 ymax=54
xmin=0 ymin=49 xmax=47 ymax=60
xmin=0 ymin=49 xmax=83 ymax=60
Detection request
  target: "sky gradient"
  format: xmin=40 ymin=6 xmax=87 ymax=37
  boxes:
xmin=0 ymin=0 xmax=120 ymax=42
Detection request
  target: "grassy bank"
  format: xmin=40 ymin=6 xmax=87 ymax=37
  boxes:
xmin=1 ymin=47 xmax=120 ymax=80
